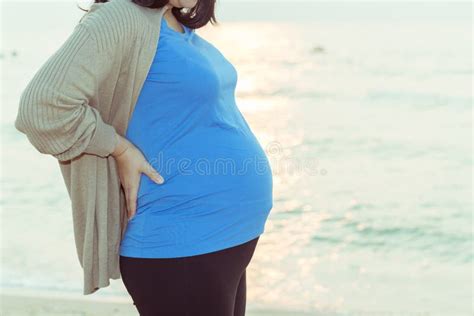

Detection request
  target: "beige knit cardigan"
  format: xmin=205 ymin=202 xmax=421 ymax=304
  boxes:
xmin=14 ymin=0 xmax=170 ymax=295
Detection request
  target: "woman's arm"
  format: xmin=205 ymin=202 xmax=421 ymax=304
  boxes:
xmin=14 ymin=22 xmax=118 ymax=162
xmin=15 ymin=12 xmax=165 ymax=218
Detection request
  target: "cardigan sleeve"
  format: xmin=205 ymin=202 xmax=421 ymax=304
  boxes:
xmin=14 ymin=22 xmax=118 ymax=162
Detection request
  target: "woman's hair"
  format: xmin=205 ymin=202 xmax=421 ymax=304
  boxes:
xmin=78 ymin=0 xmax=217 ymax=29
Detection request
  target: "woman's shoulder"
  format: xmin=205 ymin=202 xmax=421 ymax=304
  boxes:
xmin=79 ymin=0 xmax=155 ymax=50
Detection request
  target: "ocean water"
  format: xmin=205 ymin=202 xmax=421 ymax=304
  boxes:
xmin=1 ymin=1 xmax=472 ymax=315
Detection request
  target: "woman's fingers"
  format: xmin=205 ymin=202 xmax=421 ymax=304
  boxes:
xmin=118 ymin=145 xmax=164 ymax=221
xmin=141 ymin=161 xmax=165 ymax=184
xmin=126 ymin=184 xmax=138 ymax=220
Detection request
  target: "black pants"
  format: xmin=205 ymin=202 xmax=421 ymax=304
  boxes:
xmin=119 ymin=236 xmax=260 ymax=316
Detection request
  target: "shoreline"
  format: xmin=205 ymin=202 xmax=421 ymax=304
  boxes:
xmin=0 ymin=288 xmax=317 ymax=316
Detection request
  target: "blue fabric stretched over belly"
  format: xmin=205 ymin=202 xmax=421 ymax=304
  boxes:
xmin=119 ymin=18 xmax=273 ymax=258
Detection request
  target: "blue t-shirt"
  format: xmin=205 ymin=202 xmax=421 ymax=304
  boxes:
xmin=119 ymin=17 xmax=273 ymax=258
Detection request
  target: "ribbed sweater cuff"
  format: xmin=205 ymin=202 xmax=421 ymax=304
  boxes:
xmin=84 ymin=118 xmax=118 ymax=158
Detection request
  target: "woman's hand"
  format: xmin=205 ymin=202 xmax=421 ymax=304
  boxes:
xmin=112 ymin=133 xmax=164 ymax=220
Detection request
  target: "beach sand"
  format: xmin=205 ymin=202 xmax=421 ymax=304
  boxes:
xmin=1 ymin=288 xmax=316 ymax=316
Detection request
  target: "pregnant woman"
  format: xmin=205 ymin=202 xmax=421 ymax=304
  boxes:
xmin=117 ymin=1 xmax=273 ymax=315
xmin=14 ymin=0 xmax=272 ymax=314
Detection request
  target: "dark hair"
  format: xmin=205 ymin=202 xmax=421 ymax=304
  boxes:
xmin=78 ymin=0 xmax=217 ymax=29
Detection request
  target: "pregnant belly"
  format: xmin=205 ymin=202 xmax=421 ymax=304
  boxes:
xmin=135 ymin=130 xmax=273 ymax=217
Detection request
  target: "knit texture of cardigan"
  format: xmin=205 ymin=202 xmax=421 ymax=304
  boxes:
xmin=14 ymin=0 xmax=168 ymax=295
